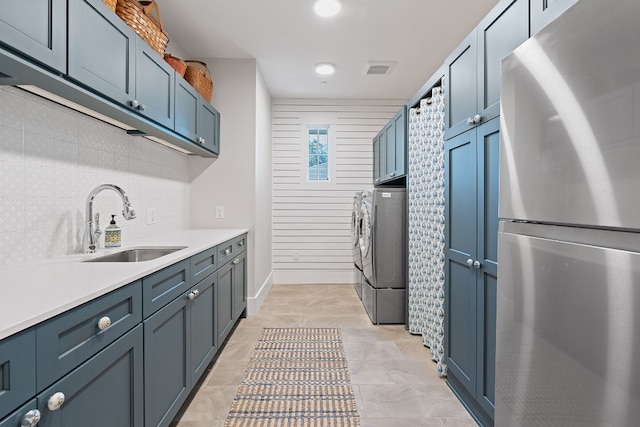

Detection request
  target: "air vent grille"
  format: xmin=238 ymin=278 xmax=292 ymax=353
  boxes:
xmin=363 ymin=61 xmax=396 ymax=76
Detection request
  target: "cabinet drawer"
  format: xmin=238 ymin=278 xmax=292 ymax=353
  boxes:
xmin=0 ymin=330 xmax=35 ymax=421
xmin=217 ymin=238 xmax=235 ymax=266
xmin=36 ymin=325 xmax=144 ymax=427
xmin=143 ymin=259 xmax=190 ymax=319
xmin=191 ymin=246 xmax=217 ymax=284
xmin=233 ymin=234 xmax=247 ymax=254
xmin=36 ymin=281 xmax=142 ymax=392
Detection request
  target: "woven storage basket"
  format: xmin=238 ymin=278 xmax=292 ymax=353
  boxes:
xmin=103 ymin=0 xmax=117 ymax=12
xmin=184 ymin=60 xmax=213 ymax=101
xmin=164 ymin=54 xmax=187 ymax=77
xmin=116 ymin=0 xmax=168 ymax=56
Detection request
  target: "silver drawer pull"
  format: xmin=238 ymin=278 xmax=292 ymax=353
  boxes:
xmin=48 ymin=392 xmax=65 ymax=411
xmin=188 ymin=291 xmax=196 ymax=300
xmin=97 ymin=316 xmax=111 ymax=331
xmin=466 ymin=258 xmax=473 ymax=267
xmin=21 ymin=409 xmax=41 ymax=427
xmin=237 ymin=241 xmax=244 ymax=247
xmin=233 ymin=258 xmax=240 ymax=265
xmin=224 ymin=248 xmax=231 ymax=255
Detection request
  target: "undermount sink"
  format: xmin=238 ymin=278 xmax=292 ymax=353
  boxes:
xmin=83 ymin=247 xmax=187 ymax=263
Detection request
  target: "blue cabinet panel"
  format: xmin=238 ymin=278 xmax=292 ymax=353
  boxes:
xmin=444 ymin=30 xmax=477 ymax=139
xmin=199 ymin=100 xmax=220 ymax=155
xmin=530 ymin=0 xmax=579 ymax=35
xmin=142 ymin=260 xmax=190 ymax=319
xmin=0 ymin=0 xmax=66 ymax=73
xmin=0 ymin=399 xmax=38 ymax=427
xmin=135 ymin=42 xmax=175 ymax=128
xmin=216 ymin=262 xmax=234 ymax=345
xmin=0 ymin=330 xmax=35 ymax=421
xmin=189 ymin=272 xmax=217 ymax=386
xmin=191 ymin=245 xmax=218 ymax=284
xmin=232 ymin=251 xmax=247 ymax=321
xmin=36 ymin=281 xmax=141 ymax=392
xmin=36 ymin=325 xmax=143 ymax=427
xmin=144 ymin=295 xmax=190 ymax=427
xmin=217 ymin=238 xmax=235 ymax=267
xmin=174 ymin=78 xmax=199 ymax=143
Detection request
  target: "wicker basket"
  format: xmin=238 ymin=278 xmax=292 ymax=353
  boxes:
xmin=116 ymin=0 xmax=168 ymax=56
xmin=184 ymin=60 xmax=214 ymax=102
xmin=103 ymin=0 xmax=117 ymax=12
xmin=164 ymin=54 xmax=187 ymax=77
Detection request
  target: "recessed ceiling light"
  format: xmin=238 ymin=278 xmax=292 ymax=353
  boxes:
xmin=315 ymin=63 xmax=336 ymax=75
xmin=314 ymin=0 xmax=341 ymax=17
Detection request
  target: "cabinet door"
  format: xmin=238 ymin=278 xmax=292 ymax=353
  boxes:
xmin=0 ymin=0 xmax=66 ymax=73
xmin=383 ymin=120 xmax=395 ymax=180
xmin=392 ymin=107 xmax=406 ymax=178
xmin=135 ymin=41 xmax=175 ymax=128
xmin=372 ymin=134 xmax=381 ymax=185
xmin=189 ymin=272 xmax=217 ymax=386
xmin=216 ymin=262 xmax=234 ymax=345
xmin=475 ymin=118 xmax=500 ymax=418
xmin=36 ymin=325 xmax=143 ymax=427
xmin=530 ymin=0 xmax=579 ymax=35
xmin=444 ymin=30 xmax=477 ymax=140
xmin=68 ymin=0 xmax=136 ymax=107
xmin=197 ymin=100 xmax=220 ymax=154
xmin=232 ymin=251 xmax=247 ymax=321
xmin=174 ymin=77 xmax=199 ymax=142
xmin=477 ymin=0 xmax=529 ymax=124
xmin=444 ymin=129 xmax=478 ymax=395
xmin=0 ymin=330 xmax=35 ymax=421
xmin=144 ymin=296 xmax=190 ymax=427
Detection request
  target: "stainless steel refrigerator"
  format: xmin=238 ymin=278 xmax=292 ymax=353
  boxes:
xmin=497 ymin=0 xmax=640 ymax=425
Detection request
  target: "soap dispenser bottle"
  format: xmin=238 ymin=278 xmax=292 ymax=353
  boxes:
xmin=104 ymin=214 xmax=121 ymax=247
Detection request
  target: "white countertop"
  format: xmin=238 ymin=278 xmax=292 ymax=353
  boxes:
xmin=0 ymin=228 xmax=248 ymax=340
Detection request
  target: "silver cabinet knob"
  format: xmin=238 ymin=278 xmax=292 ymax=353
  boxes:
xmin=188 ymin=291 xmax=196 ymax=300
xmin=473 ymin=114 xmax=482 ymax=124
xmin=97 ymin=316 xmax=111 ymax=331
xmin=375 ymin=178 xmax=380 ymax=183
xmin=224 ymin=249 xmax=231 ymax=255
xmin=390 ymin=172 xmax=396 ymax=177
xmin=473 ymin=260 xmax=482 ymax=269
xmin=197 ymin=137 xmax=205 ymax=144
xmin=129 ymin=99 xmax=139 ymax=108
xmin=233 ymin=258 xmax=240 ymax=265
xmin=466 ymin=258 xmax=473 ymax=267
xmin=467 ymin=117 xmax=475 ymax=125
xmin=48 ymin=392 xmax=65 ymax=411
xmin=137 ymin=104 xmax=145 ymax=111
xmin=20 ymin=409 xmax=41 ymax=427
xmin=193 ymin=289 xmax=200 ymax=298
xmin=237 ymin=241 xmax=244 ymax=247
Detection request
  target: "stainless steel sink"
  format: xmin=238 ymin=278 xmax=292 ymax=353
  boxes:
xmin=83 ymin=247 xmax=187 ymax=263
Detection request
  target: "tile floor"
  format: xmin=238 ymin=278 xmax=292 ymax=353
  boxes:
xmin=172 ymin=284 xmax=477 ymax=427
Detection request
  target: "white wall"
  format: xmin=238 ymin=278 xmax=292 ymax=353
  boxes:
xmin=189 ymin=58 xmax=273 ymax=315
xmin=272 ymin=99 xmax=404 ymax=284
xmin=0 ymin=86 xmax=191 ymax=268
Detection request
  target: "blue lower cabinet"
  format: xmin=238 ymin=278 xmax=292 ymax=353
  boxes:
xmin=144 ymin=295 xmax=190 ymax=427
xmin=232 ymin=251 xmax=247 ymax=321
xmin=216 ymin=262 xmax=234 ymax=345
xmin=0 ymin=400 xmax=39 ymax=427
xmin=36 ymin=325 xmax=144 ymax=427
xmin=0 ymin=329 xmax=35 ymax=421
xmin=189 ymin=272 xmax=218 ymax=386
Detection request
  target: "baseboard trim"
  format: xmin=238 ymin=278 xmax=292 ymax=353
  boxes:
xmin=273 ymin=270 xmax=357 ymax=285
xmin=247 ymin=271 xmax=273 ymax=316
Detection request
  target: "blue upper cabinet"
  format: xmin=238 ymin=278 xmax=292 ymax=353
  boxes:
xmin=0 ymin=0 xmax=67 ymax=74
xmin=445 ymin=0 xmax=528 ymax=139
xmin=530 ymin=0 xmax=579 ymax=35
xmin=135 ymin=42 xmax=176 ymax=129
xmin=373 ymin=106 xmax=406 ymax=185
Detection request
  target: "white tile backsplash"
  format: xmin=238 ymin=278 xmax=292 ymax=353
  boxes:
xmin=0 ymin=86 xmax=191 ymax=267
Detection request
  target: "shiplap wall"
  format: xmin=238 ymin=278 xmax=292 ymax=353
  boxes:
xmin=272 ymin=99 xmax=404 ymax=284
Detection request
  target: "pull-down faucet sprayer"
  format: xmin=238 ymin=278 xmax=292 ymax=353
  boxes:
xmin=84 ymin=184 xmax=136 ymax=253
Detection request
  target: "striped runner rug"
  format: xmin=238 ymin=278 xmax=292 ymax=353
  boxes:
xmin=224 ymin=328 xmax=360 ymax=427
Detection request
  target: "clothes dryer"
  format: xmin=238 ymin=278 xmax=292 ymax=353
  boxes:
xmin=359 ymin=187 xmax=406 ymax=324
xmin=351 ymin=191 xmax=365 ymax=299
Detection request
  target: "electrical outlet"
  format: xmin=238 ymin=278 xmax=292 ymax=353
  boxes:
xmin=146 ymin=208 xmax=156 ymax=225
xmin=215 ymin=206 xmax=224 ymax=219
xmin=293 ymin=250 xmax=300 ymax=261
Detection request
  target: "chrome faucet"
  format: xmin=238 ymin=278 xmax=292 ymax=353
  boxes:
xmin=84 ymin=184 xmax=136 ymax=253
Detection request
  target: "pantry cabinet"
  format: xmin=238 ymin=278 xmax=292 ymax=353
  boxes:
xmin=444 ymin=0 xmax=528 ymax=139
xmin=444 ymin=118 xmax=500 ymax=426
xmin=0 ymin=0 xmax=66 ymax=74
xmin=530 ymin=0 xmax=579 ymax=35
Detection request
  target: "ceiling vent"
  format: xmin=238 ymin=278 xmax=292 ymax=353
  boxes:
xmin=363 ymin=61 xmax=396 ymax=76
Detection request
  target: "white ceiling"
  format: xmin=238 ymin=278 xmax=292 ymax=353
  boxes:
xmin=154 ymin=0 xmax=501 ymax=100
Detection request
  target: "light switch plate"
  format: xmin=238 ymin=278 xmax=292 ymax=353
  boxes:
xmin=215 ymin=206 xmax=224 ymax=219
xmin=146 ymin=208 xmax=156 ymax=225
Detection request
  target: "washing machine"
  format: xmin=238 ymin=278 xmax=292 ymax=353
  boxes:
xmin=351 ymin=191 xmax=364 ymax=299
xmin=359 ymin=187 xmax=406 ymax=324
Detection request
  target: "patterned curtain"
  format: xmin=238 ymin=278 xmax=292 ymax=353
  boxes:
xmin=407 ymin=87 xmax=447 ymax=377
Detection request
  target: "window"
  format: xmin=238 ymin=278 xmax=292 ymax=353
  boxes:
xmin=308 ymin=127 xmax=329 ymax=181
